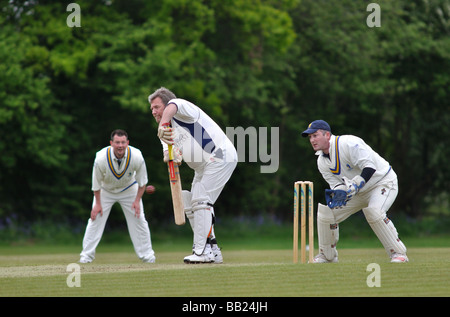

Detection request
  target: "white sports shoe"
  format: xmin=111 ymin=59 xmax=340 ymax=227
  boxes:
xmin=142 ymin=254 xmax=156 ymax=263
xmin=311 ymin=252 xmax=338 ymax=263
xmin=184 ymin=253 xmax=214 ymax=264
xmin=184 ymin=245 xmax=214 ymax=264
xmin=212 ymin=245 xmax=223 ymax=264
xmin=79 ymin=257 xmax=92 ymax=264
xmin=391 ymin=253 xmax=408 ymax=263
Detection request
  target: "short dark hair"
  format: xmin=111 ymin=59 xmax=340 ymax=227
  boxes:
xmin=110 ymin=129 xmax=128 ymax=140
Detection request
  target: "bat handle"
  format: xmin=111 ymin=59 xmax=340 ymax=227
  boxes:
xmin=168 ymin=144 xmax=174 ymax=161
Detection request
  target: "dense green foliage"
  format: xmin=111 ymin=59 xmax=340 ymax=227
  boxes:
xmin=1 ymin=0 xmax=449 ymax=228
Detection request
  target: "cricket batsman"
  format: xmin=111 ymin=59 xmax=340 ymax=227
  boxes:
xmin=149 ymin=87 xmax=238 ymax=264
xmin=301 ymin=120 xmax=408 ymax=263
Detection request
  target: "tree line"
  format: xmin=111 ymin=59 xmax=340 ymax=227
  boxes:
xmin=1 ymin=0 xmax=449 ymax=227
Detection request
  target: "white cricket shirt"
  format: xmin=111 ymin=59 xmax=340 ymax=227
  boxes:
xmin=92 ymin=145 xmax=148 ymax=193
xmin=316 ymin=134 xmax=392 ymax=192
xmin=162 ymin=98 xmax=237 ymax=170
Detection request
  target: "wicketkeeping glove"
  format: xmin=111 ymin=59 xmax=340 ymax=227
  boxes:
xmin=325 ymin=189 xmax=348 ymax=209
xmin=342 ymin=175 xmax=365 ymax=200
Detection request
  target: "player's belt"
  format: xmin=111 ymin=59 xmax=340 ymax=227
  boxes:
xmin=107 ymin=146 xmax=131 ymax=179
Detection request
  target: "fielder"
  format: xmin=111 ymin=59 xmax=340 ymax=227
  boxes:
xmin=301 ymin=120 xmax=408 ymax=263
xmin=79 ymin=130 xmax=156 ymax=263
xmin=149 ymin=87 xmax=238 ymax=264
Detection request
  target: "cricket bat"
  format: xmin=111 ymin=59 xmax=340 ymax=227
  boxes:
xmin=167 ymin=144 xmax=185 ymax=225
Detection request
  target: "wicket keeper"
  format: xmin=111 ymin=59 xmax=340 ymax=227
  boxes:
xmin=149 ymin=87 xmax=238 ymax=264
xmin=302 ymin=120 xmax=408 ymax=263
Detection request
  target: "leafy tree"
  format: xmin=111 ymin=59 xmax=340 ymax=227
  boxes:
xmin=0 ymin=0 xmax=449 ymax=230
xmin=0 ymin=13 xmax=69 ymax=220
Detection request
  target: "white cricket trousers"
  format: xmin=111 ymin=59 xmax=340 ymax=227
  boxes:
xmin=188 ymin=158 xmax=237 ymax=255
xmin=80 ymin=184 xmax=155 ymax=262
xmin=333 ymin=169 xmax=398 ymax=223
xmin=318 ymin=169 xmax=406 ymax=258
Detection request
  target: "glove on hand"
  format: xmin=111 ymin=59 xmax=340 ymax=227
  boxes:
xmin=325 ymin=189 xmax=348 ymax=209
xmin=163 ymin=146 xmax=182 ymax=164
xmin=158 ymin=122 xmax=175 ymax=145
xmin=343 ymin=175 xmax=365 ymax=200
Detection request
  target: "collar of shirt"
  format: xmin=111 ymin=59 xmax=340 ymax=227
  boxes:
xmin=110 ymin=148 xmax=128 ymax=168
xmin=111 ymin=150 xmax=127 ymax=161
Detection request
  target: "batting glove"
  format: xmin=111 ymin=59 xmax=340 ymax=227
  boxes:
xmin=158 ymin=122 xmax=175 ymax=145
xmin=163 ymin=146 xmax=182 ymax=164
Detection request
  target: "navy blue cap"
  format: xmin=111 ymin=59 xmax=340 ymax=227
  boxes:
xmin=301 ymin=120 xmax=331 ymax=137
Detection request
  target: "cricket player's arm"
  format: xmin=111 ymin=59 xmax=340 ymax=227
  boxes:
xmin=91 ymin=160 xmax=103 ymax=221
xmin=158 ymin=103 xmax=178 ymax=144
xmin=340 ymin=167 xmax=376 ymax=201
xmin=132 ymin=185 xmax=146 ymax=218
xmin=347 ymin=140 xmax=376 ymax=190
xmin=132 ymin=158 xmax=148 ymax=218
xmin=91 ymin=190 xmax=102 ymax=220
xmin=360 ymin=167 xmax=376 ymax=183
xmin=159 ymin=103 xmax=178 ymax=126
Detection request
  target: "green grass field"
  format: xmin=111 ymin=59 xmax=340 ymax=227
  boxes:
xmin=1 ymin=241 xmax=449 ymax=298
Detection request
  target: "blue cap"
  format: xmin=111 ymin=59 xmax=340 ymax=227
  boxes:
xmin=301 ymin=120 xmax=331 ymax=137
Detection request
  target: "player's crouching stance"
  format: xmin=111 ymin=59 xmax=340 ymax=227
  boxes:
xmin=302 ymin=120 xmax=408 ymax=264
xmin=79 ymin=130 xmax=156 ymax=264
xmin=149 ymin=87 xmax=238 ymax=264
